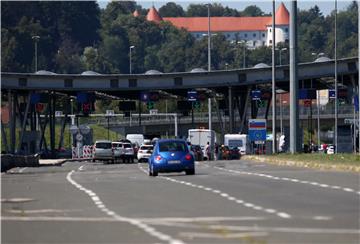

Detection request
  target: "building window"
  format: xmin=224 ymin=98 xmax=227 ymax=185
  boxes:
xmin=263 ymin=41 xmax=265 ymax=46
xmin=269 ymin=28 xmax=272 ymax=32
xmin=269 ymin=40 xmax=272 ymax=44
xmin=253 ymin=41 xmax=256 ymax=47
xmin=227 ymin=34 xmax=230 ymax=37
xmin=285 ymin=28 xmax=288 ymax=33
xmin=253 ymin=33 xmax=256 ymax=37
xmin=196 ymin=34 xmax=200 ymax=38
xmin=244 ymin=33 xmax=247 ymax=38
xmin=262 ymin=33 xmax=265 ymax=37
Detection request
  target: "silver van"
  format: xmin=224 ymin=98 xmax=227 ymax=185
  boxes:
xmin=92 ymin=140 xmax=114 ymax=163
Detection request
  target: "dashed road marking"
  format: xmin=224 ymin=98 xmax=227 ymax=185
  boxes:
xmin=213 ymin=166 xmax=360 ymax=196
xmin=67 ymin=167 xmax=184 ymax=244
xmin=138 ymin=165 xmax=292 ymax=219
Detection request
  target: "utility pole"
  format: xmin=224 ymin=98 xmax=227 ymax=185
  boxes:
xmin=32 ymin=36 xmax=40 ymax=72
xmin=207 ymin=3 xmax=212 ymax=131
xmin=334 ymin=0 xmax=338 ymax=153
xmin=290 ymin=0 xmax=299 ymax=153
xmin=272 ymin=0 xmax=276 ymax=154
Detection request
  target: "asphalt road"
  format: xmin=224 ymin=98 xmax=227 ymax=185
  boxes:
xmin=2 ymin=159 xmax=359 ymax=244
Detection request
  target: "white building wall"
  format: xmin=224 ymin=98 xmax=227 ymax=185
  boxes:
xmin=266 ymin=25 xmax=289 ymax=46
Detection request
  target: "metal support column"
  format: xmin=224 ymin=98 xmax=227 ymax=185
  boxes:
xmin=213 ymin=98 xmax=225 ymax=142
xmin=290 ymin=0 xmax=300 ymax=153
xmin=9 ymin=90 xmax=16 ymax=154
xmin=334 ymin=0 xmax=338 ymax=153
xmin=228 ymin=86 xmax=233 ymax=133
xmin=1 ymin=121 xmax=9 ymax=153
xmin=49 ymin=93 xmax=56 ymax=156
xmin=18 ymin=92 xmax=32 ymax=153
xmin=239 ymin=88 xmax=250 ymax=134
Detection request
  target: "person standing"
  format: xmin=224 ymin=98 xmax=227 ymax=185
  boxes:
xmin=205 ymin=142 xmax=211 ymax=161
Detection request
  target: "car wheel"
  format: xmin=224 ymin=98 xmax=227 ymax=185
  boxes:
xmin=92 ymin=158 xmax=95 ymax=162
xmin=148 ymin=164 xmax=153 ymax=176
xmin=186 ymin=169 xmax=195 ymax=175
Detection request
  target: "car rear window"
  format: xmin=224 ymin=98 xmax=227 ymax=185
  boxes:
xmin=159 ymin=142 xmax=187 ymax=152
xmin=96 ymin=143 xmax=111 ymax=149
xmin=141 ymin=146 xmax=153 ymax=150
xmin=124 ymin=144 xmax=132 ymax=148
xmin=112 ymin=143 xmax=121 ymax=148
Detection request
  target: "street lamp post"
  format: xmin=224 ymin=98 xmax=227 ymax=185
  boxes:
xmin=32 ymin=35 xmax=40 ymax=72
xmin=237 ymin=41 xmax=247 ymax=68
xmin=334 ymin=0 xmax=338 ymax=153
xmin=206 ymin=3 xmax=212 ymax=133
xmin=129 ymin=45 xmax=135 ymax=74
xmin=271 ymin=0 xmax=276 ymax=154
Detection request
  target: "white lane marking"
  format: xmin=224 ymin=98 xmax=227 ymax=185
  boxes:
xmin=179 ymin=231 xmax=268 ymax=239
xmin=213 ymin=166 xmax=359 ymax=196
xmin=19 ymin=167 xmax=27 ymax=173
xmin=138 ymin=165 xmax=292 ymax=219
xmin=6 ymin=209 xmax=78 ymax=214
xmin=313 ymin=216 xmax=332 ymax=221
xmin=208 ymin=225 xmax=360 ymax=234
xmin=67 ymin=168 xmax=184 ymax=244
xmin=79 ymin=165 xmax=85 ymax=171
xmin=137 ymin=216 xmax=266 ymax=223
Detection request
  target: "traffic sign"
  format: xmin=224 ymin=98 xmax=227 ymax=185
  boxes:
xmin=70 ymin=125 xmax=78 ymax=135
xmin=79 ymin=124 xmax=90 ymax=134
xmin=55 ymin=111 xmax=63 ymax=117
xmin=146 ymin=101 xmax=155 ymax=110
xmin=329 ymin=89 xmax=336 ymax=99
xmin=140 ymin=92 xmax=149 ymax=102
xmin=193 ymin=101 xmax=201 ymax=110
xmin=76 ymin=133 xmax=83 ymax=141
xmin=248 ymin=119 xmax=266 ymax=142
xmin=187 ymin=91 xmax=198 ymax=102
xmin=355 ymin=95 xmax=359 ymax=112
xmin=251 ymin=90 xmax=262 ymax=101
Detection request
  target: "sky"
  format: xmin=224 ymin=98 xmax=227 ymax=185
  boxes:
xmin=98 ymin=0 xmax=353 ymax=16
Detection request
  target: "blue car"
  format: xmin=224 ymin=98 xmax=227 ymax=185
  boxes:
xmin=148 ymin=139 xmax=195 ymax=177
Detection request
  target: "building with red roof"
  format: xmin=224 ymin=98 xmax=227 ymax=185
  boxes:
xmin=146 ymin=3 xmax=289 ymax=48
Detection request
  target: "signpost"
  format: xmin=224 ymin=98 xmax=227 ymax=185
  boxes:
xmin=248 ymin=119 xmax=267 ymax=154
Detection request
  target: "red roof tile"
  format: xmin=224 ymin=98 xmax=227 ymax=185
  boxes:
xmin=146 ymin=7 xmax=162 ymax=23
xmin=163 ymin=17 xmax=271 ymax=32
xmin=267 ymin=3 xmax=289 ymax=25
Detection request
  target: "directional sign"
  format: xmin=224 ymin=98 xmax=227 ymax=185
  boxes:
xmin=354 ymin=95 xmax=359 ymax=112
xmin=329 ymin=89 xmax=336 ymax=99
xmin=187 ymin=91 xmax=198 ymax=102
xmin=251 ymin=90 xmax=262 ymax=101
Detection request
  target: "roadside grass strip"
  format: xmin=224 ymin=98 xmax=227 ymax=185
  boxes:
xmin=213 ymin=166 xmax=360 ymax=196
xmin=138 ymin=164 xmax=291 ymax=219
xmin=66 ymin=168 xmax=185 ymax=244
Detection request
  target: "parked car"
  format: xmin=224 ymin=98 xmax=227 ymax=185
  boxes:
xmin=190 ymin=144 xmax=203 ymax=161
xmin=137 ymin=144 xmax=154 ymax=162
xmin=92 ymin=140 xmax=114 ymax=163
xmin=111 ymin=142 xmax=123 ymax=162
xmin=148 ymin=139 xmax=195 ymax=177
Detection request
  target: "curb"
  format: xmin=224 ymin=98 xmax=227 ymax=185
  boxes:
xmin=242 ymin=155 xmax=360 ymax=173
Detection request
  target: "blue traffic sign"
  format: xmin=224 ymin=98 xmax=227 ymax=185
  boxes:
xmin=249 ymin=130 xmax=267 ymax=141
xmin=355 ymin=95 xmax=359 ymax=112
xmin=251 ymin=90 xmax=262 ymax=101
xmin=329 ymin=89 xmax=336 ymax=99
xmin=187 ymin=91 xmax=198 ymax=102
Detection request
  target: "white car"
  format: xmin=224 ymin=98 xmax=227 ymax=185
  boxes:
xmin=93 ymin=140 xmax=114 ymax=163
xmin=137 ymin=144 xmax=153 ymax=162
xmin=122 ymin=142 xmax=135 ymax=163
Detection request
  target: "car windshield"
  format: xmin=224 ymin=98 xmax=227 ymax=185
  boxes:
xmin=141 ymin=146 xmax=153 ymax=150
xmin=112 ymin=143 xmax=121 ymax=148
xmin=159 ymin=141 xmax=187 ymax=152
xmin=96 ymin=143 xmax=111 ymax=149
xmin=124 ymin=144 xmax=132 ymax=148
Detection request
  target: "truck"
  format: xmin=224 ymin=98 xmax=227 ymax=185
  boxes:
xmin=188 ymin=129 xmax=216 ymax=160
xmin=224 ymin=134 xmax=250 ymax=155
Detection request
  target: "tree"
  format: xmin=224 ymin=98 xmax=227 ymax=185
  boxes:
xmin=54 ymin=38 xmax=84 ymax=74
xmin=241 ymin=5 xmax=264 ymax=17
xmin=159 ymin=2 xmax=185 ymax=17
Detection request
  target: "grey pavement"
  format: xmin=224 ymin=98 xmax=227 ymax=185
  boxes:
xmin=1 ymin=159 xmax=359 ymax=244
